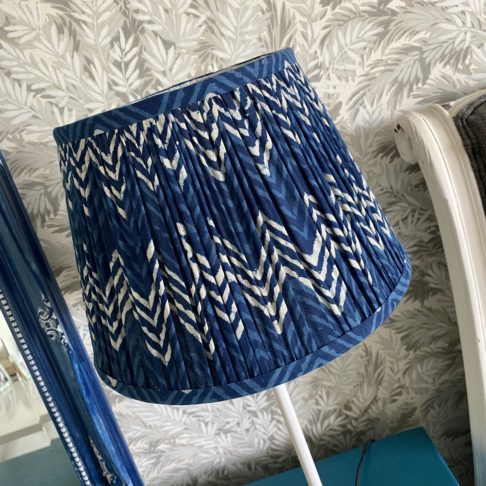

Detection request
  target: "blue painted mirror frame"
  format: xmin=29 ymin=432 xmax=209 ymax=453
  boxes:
xmin=0 ymin=150 xmax=144 ymax=485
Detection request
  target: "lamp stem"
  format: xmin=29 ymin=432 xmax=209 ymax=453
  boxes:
xmin=273 ymin=384 xmax=323 ymax=486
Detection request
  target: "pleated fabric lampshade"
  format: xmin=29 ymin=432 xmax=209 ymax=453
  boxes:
xmin=54 ymin=48 xmax=411 ymax=406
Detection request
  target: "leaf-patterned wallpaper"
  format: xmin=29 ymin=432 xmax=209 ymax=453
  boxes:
xmin=1 ymin=1 xmax=485 ymax=484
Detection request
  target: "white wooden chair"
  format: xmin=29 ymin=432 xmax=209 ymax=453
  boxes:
xmin=395 ymin=91 xmax=486 ymax=485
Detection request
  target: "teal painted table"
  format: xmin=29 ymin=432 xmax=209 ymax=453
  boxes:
xmin=249 ymin=428 xmax=459 ymax=485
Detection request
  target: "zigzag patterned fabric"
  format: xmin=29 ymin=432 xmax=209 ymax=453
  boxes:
xmin=54 ymin=48 xmax=411 ymax=405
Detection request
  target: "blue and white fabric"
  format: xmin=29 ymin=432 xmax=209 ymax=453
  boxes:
xmin=54 ymin=48 xmax=411 ymax=405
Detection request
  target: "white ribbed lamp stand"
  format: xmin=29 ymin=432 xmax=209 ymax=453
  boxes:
xmin=273 ymin=384 xmax=323 ymax=486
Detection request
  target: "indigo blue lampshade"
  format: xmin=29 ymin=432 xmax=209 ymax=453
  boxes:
xmin=53 ymin=48 xmax=411 ymax=406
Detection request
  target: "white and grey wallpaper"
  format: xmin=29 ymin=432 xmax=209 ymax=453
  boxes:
xmin=1 ymin=1 xmax=485 ymax=484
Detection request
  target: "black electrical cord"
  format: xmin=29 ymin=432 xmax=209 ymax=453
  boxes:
xmin=354 ymin=439 xmax=375 ymax=486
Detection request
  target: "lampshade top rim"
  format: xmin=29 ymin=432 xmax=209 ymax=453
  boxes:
xmin=53 ymin=47 xmax=296 ymax=145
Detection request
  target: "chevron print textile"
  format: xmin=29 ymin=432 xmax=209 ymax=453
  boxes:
xmin=54 ymin=48 xmax=411 ymax=405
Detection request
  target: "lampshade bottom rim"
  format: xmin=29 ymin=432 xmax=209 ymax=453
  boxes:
xmin=95 ymin=255 xmax=411 ymax=406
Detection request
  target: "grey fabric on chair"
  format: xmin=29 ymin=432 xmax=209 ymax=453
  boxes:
xmin=454 ymin=95 xmax=486 ymax=213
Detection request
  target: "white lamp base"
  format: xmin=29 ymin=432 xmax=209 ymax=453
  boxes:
xmin=273 ymin=383 xmax=323 ymax=486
